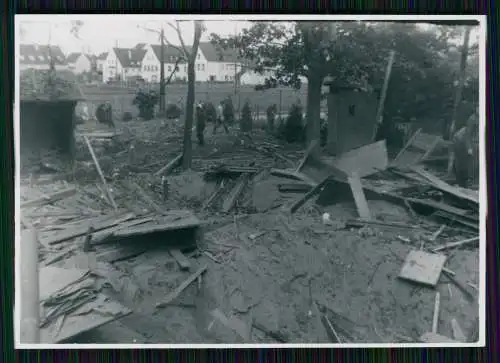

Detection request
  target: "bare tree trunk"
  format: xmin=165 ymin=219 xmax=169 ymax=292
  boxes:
xmin=182 ymin=62 xmax=196 ymax=169
xmin=306 ymin=73 xmax=323 ymax=152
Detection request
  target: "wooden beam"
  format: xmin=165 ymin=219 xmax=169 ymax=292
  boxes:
xmin=20 ymin=229 xmax=40 ymax=343
xmin=371 ymin=50 xmax=396 ymax=141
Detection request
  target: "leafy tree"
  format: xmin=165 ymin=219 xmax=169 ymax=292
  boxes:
xmin=284 ymin=102 xmax=304 ymax=143
xmin=223 ymin=96 xmax=235 ymax=125
xmin=211 ymin=22 xmax=479 ymax=148
xmin=266 ymin=103 xmax=277 ymax=132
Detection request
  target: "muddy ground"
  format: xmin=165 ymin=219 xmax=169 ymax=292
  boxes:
xmin=21 ymin=117 xmax=480 ymax=344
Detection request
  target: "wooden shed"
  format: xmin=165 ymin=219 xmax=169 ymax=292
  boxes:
xmin=19 ymin=69 xmax=84 ymax=161
xmin=325 ymin=84 xmax=378 ymax=155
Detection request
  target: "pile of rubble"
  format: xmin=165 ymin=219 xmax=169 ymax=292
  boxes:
xmin=19 ymin=120 xmax=480 ymax=344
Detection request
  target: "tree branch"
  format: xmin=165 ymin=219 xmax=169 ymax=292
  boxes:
xmin=164 ymin=57 xmax=182 ymax=86
xmin=168 ymin=22 xmax=190 ymax=58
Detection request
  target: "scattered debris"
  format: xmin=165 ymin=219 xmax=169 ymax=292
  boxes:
xmin=398 ymin=250 xmax=447 ymax=287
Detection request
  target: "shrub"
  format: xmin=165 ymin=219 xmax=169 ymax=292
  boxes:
xmin=266 ymin=104 xmax=277 ymax=132
xmin=240 ymin=101 xmax=253 ymax=132
xmin=96 ymin=102 xmax=113 ymax=125
xmin=284 ymin=102 xmax=304 ymax=143
xmin=122 ymin=111 xmax=133 ymax=122
xmin=223 ymin=97 xmax=235 ymax=125
xmin=133 ymin=89 xmax=159 ymax=120
xmin=165 ymin=104 xmax=182 ymax=119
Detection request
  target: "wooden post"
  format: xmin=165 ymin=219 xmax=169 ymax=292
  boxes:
xmin=447 ymin=27 xmax=472 ymax=175
xmin=20 ymin=229 xmax=40 ymax=343
xmin=371 ymin=50 xmax=396 ymax=141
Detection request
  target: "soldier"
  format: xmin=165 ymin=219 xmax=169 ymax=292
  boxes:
xmin=452 ymin=110 xmax=478 ymax=188
xmin=195 ymin=101 xmax=206 ymax=145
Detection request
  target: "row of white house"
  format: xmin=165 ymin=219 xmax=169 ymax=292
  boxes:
xmin=98 ymin=42 xmax=268 ymax=85
xmin=19 ymin=42 xmax=272 ymax=85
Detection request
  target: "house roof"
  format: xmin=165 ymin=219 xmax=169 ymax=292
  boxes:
xmin=198 ymin=42 xmax=242 ymax=63
xmin=113 ymin=48 xmax=147 ymax=68
xmin=97 ymin=52 xmax=108 ymax=61
xmin=135 ymin=43 xmax=147 ymax=49
xmin=20 ymin=44 xmax=67 ymax=65
xmin=150 ymin=44 xmax=190 ymax=64
xmin=66 ymin=52 xmax=83 ymax=63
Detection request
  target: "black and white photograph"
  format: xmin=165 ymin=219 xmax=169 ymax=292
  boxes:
xmin=15 ymin=14 xmax=485 ymax=347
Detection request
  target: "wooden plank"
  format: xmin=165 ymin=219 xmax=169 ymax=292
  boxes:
xmin=406 ymin=197 xmax=470 ymax=217
xmin=91 ymin=217 xmax=155 ymax=245
xmin=296 ymin=140 xmax=319 ymax=173
xmin=278 ymin=183 xmax=313 ymax=193
xmin=270 ymin=168 xmax=317 ymax=186
xmin=154 ymin=153 xmax=183 ymax=176
xmin=371 ymin=50 xmax=395 ymax=141
xmin=155 ymin=265 xmax=208 ymax=308
xmin=392 ymin=128 xmax=422 ymax=167
xmin=410 ymin=166 xmax=479 ymax=204
xmin=43 ymin=213 xmax=135 ymax=246
xmin=289 ymin=175 xmax=331 ymax=214
xmin=330 ymin=140 xmax=389 ymax=178
xmin=169 ymin=249 xmax=191 ymax=271
xmin=321 ymin=314 xmax=342 ymax=343
xmin=21 ymin=188 xmax=77 ymax=209
xmin=83 ymin=135 xmax=118 ymax=211
xmin=432 ymin=237 xmax=479 ymax=252
xmin=432 ymin=292 xmax=440 ymax=333
xmin=20 ymin=229 xmax=40 ymax=343
xmin=398 ymin=250 xmax=447 ymax=286
xmin=252 ymin=321 xmax=288 ymax=343
xmin=113 ymin=214 xmax=201 ymax=239
xmin=40 ymin=294 xmax=131 ymax=343
xmin=348 ymin=172 xmax=372 ymax=220
xmin=222 ymin=173 xmax=250 ymax=213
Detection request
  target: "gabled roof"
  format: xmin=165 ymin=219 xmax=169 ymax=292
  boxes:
xmin=113 ymin=48 xmax=147 ymax=68
xmin=198 ymin=42 xmax=241 ymax=63
xmin=150 ymin=44 xmax=190 ymax=64
xmin=20 ymin=44 xmax=67 ymax=65
xmin=97 ymin=52 xmax=108 ymax=61
xmin=66 ymin=52 xmax=83 ymax=63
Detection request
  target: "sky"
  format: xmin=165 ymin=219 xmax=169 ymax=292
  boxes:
xmin=16 ymin=15 xmax=483 ymax=56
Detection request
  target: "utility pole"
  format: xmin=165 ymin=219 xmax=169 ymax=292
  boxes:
xmin=233 ymin=22 xmax=237 ymax=95
xmin=159 ymin=27 xmax=165 ymax=113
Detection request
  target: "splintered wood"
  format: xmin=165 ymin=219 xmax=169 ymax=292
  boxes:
xmin=398 ymin=250 xmax=447 ymax=286
xmin=348 ymin=172 xmax=372 ymax=220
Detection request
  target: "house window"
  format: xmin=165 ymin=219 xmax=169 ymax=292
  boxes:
xmin=154 ymin=65 xmax=158 ymax=71
xmin=209 ymin=75 xmax=215 ymax=81
xmin=197 ymin=53 xmax=201 ymax=60
xmin=201 ymin=64 xmax=205 ymax=71
xmin=184 ymin=66 xmax=187 ymax=72
xmin=38 ymin=55 xmax=44 ymax=61
xmin=168 ymin=65 xmax=172 ymax=72
xmin=175 ymin=66 xmax=179 ymax=71
xmin=197 ymin=64 xmax=200 ymax=71
xmin=225 ymin=75 xmax=228 ymax=81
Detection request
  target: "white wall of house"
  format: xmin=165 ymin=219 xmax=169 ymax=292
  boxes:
xmin=102 ymin=51 xmax=122 ymax=81
xmin=240 ymin=70 xmax=308 ymax=85
xmin=141 ymin=46 xmax=160 ymax=83
xmin=68 ymin=54 xmax=92 ymax=74
xmin=122 ymin=66 xmax=141 ymax=80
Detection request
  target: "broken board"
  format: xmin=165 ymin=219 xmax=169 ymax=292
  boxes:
xmin=329 ymin=140 xmax=388 ymax=178
xmin=348 ymin=172 xmax=372 ymax=220
xmin=38 ymin=266 xmax=131 ymax=343
xmin=169 ymin=249 xmax=191 ymax=270
xmin=398 ymin=250 xmax=447 ymax=286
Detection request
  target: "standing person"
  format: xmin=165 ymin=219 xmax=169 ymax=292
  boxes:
xmin=195 ymin=101 xmax=206 ymax=146
xmin=213 ymin=101 xmax=229 ymax=135
xmin=452 ymin=110 xmax=478 ymax=188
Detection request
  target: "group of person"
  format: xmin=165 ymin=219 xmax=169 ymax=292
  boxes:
xmin=195 ymin=100 xmax=229 ymax=146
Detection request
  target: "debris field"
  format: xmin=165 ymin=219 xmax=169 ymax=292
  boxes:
xmin=20 ymin=118 xmax=480 ymax=344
